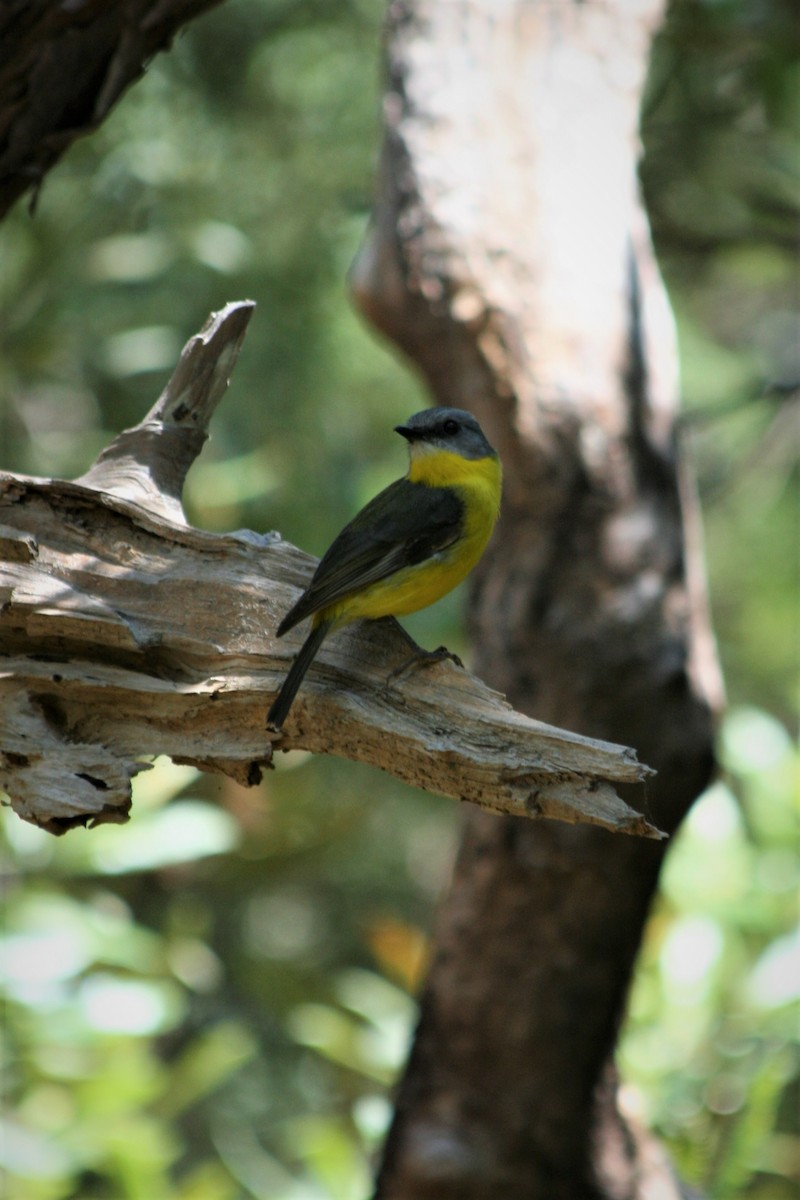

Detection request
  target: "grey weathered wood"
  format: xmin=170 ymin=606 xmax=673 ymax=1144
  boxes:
xmin=0 ymin=302 xmax=658 ymax=837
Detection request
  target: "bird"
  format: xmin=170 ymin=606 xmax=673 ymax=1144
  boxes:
xmin=267 ymin=406 xmax=501 ymax=730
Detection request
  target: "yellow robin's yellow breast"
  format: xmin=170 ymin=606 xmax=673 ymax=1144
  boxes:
xmin=332 ymin=450 xmax=502 ymax=623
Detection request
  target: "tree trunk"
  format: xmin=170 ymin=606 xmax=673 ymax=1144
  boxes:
xmin=351 ymin=2 xmax=722 ymax=1196
xmin=0 ymin=0 xmax=224 ymax=218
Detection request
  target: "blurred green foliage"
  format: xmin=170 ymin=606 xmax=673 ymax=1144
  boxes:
xmin=622 ymin=710 xmax=798 ymax=1199
xmin=0 ymin=0 xmax=797 ymax=1197
xmin=640 ymin=0 xmax=799 ymax=725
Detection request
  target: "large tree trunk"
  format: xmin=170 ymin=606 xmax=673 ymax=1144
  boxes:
xmin=351 ymin=2 xmax=722 ymax=1197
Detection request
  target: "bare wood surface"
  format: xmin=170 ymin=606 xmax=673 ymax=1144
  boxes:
xmin=0 ymin=0 xmax=225 ymax=218
xmin=0 ymin=303 xmax=657 ymax=838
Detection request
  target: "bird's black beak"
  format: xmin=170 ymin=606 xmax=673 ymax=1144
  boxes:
xmin=394 ymin=424 xmax=418 ymax=441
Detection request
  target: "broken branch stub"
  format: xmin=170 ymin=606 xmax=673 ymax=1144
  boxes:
xmin=0 ymin=303 xmax=660 ymax=838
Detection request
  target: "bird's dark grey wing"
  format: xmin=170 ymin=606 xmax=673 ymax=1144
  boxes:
xmin=277 ymin=479 xmax=464 ymax=634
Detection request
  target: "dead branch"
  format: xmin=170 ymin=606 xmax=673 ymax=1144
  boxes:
xmin=0 ymin=302 xmax=658 ymax=838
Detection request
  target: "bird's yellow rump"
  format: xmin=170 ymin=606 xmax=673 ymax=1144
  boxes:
xmin=267 ymin=407 xmax=502 ymax=730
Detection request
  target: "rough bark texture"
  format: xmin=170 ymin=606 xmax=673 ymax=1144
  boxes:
xmin=350 ymin=1 xmax=721 ymax=1197
xmin=0 ymin=302 xmax=658 ymax=839
xmin=0 ymin=0 xmax=225 ymax=217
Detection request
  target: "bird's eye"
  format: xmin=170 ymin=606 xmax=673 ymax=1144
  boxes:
xmin=442 ymin=418 xmax=459 ymax=435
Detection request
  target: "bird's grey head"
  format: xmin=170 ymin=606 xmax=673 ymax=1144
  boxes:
xmin=394 ymin=407 xmax=496 ymax=460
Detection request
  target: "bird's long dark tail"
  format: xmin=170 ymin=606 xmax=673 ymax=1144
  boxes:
xmin=267 ymin=617 xmax=333 ymax=730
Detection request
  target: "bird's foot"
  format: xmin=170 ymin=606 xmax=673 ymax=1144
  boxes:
xmin=386 ymin=644 xmax=463 ymax=688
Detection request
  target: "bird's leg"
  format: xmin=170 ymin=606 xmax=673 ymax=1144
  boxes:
xmin=385 ymin=619 xmax=463 ymax=688
xmin=389 ymin=645 xmax=464 ymax=682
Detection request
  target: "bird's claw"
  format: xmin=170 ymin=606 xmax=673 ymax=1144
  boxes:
xmin=386 ymin=644 xmax=463 ymax=688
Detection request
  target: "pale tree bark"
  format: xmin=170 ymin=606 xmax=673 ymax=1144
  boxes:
xmin=350 ymin=2 xmax=722 ymax=1197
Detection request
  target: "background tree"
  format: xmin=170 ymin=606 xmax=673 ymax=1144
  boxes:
xmin=354 ymin=2 xmax=717 ymax=1195
xmin=0 ymin=2 xmax=796 ymax=1199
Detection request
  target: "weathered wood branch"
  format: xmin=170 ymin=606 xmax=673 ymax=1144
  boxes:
xmin=0 ymin=302 xmax=658 ymax=838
